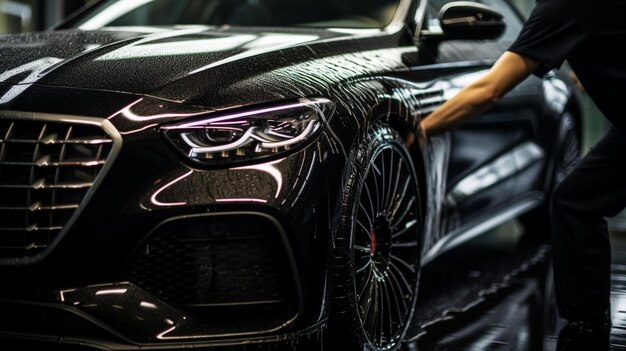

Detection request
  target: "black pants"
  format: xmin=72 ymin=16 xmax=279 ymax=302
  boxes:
xmin=551 ymin=127 xmax=626 ymax=321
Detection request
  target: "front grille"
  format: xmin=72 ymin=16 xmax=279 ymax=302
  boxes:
xmin=127 ymin=214 xmax=300 ymax=336
xmin=0 ymin=115 xmax=117 ymax=261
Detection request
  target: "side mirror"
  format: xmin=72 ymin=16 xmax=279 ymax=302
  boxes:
xmin=439 ymin=1 xmax=505 ymax=40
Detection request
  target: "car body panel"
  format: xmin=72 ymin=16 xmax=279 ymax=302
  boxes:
xmin=0 ymin=28 xmax=346 ymax=101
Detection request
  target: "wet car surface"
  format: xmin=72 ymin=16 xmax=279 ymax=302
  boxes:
xmin=0 ymin=0 xmax=586 ymax=350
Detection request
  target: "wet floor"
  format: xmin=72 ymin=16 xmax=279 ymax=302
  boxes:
xmin=403 ymin=221 xmax=626 ymax=351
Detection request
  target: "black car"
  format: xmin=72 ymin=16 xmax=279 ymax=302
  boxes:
xmin=0 ymin=0 xmax=581 ymax=350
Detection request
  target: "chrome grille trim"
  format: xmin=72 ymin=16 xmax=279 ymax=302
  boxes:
xmin=0 ymin=138 xmax=113 ymax=145
xmin=0 ymin=111 xmax=122 ymax=265
xmin=0 ymin=159 xmax=107 ymax=167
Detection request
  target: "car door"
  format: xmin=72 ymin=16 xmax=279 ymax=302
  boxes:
xmin=402 ymin=0 xmax=548 ymax=255
xmin=440 ymin=0 xmax=548 ymax=231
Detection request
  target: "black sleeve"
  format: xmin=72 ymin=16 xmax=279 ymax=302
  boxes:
xmin=508 ymin=0 xmax=587 ymax=76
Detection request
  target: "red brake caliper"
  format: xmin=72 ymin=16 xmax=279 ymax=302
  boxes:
xmin=370 ymin=231 xmax=376 ymax=256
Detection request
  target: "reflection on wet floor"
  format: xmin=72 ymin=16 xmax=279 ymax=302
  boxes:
xmin=608 ymin=241 xmax=626 ymax=351
xmin=407 ymin=222 xmax=626 ymax=351
xmin=403 ymin=219 xmax=553 ymax=351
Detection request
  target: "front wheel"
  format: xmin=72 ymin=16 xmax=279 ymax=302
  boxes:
xmin=330 ymin=122 xmax=423 ymax=350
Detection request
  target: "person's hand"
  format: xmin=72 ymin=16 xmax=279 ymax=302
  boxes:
xmin=421 ymin=52 xmax=539 ymax=137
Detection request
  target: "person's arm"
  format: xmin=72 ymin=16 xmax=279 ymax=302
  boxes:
xmin=422 ymin=51 xmax=540 ymax=137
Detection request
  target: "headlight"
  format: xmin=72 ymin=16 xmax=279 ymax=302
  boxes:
xmin=161 ymin=98 xmax=334 ymax=166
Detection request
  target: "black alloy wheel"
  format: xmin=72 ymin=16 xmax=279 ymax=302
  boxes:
xmin=331 ymin=122 xmax=422 ymax=350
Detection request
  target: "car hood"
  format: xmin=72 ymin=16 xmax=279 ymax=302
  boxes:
xmin=0 ymin=27 xmax=349 ymax=104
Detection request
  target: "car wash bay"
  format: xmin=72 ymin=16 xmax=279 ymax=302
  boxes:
xmin=2 ymin=1 xmax=626 ymax=350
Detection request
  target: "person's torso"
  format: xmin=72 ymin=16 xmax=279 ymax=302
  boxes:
xmin=568 ymin=0 xmax=626 ymax=135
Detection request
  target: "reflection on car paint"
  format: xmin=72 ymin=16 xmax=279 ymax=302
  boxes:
xmin=0 ymin=57 xmax=62 ymax=104
xmin=149 ymin=169 xmax=193 ymax=207
xmin=449 ymin=142 xmax=545 ymax=202
xmin=96 ymin=34 xmax=261 ymax=61
xmin=117 ymin=98 xmax=208 ymax=122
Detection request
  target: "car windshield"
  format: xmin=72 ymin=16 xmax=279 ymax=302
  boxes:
xmin=73 ymin=0 xmax=404 ymax=30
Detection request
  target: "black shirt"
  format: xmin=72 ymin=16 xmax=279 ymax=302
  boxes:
xmin=508 ymin=0 xmax=626 ymax=136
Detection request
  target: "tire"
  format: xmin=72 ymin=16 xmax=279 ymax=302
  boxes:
xmin=520 ymin=112 xmax=581 ymax=238
xmin=329 ymin=122 xmax=423 ymax=350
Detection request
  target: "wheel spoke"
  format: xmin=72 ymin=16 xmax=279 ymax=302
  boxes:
xmin=378 ymin=279 xmax=385 ymax=345
xmin=390 ymin=177 xmax=411 ymax=222
xmin=387 ymin=266 xmax=410 ymax=308
xmin=381 ymin=277 xmax=395 ymax=340
xmin=355 ymin=245 xmax=370 ymax=253
xmin=357 ymin=264 xmax=374 ymax=299
xmin=390 ymin=261 xmax=414 ymax=293
xmin=355 ymin=259 xmax=371 ymax=277
xmin=392 ymin=219 xmax=418 ymax=239
xmin=360 ymin=274 xmax=376 ymax=318
xmin=379 ymin=255 xmax=410 ymax=310
xmin=384 ymin=150 xmax=394 ymax=212
xmin=356 ymin=220 xmax=371 ymax=239
xmin=366 ymin=281 xmax=379 ymax=338
xmin=359 ymin=202 xmax=373 ymax=228
xmin=386 ymin=268 xmax=406 ymax=318
xmin=370 ymin=163 xmax=382 ymax=215
xmin=390 ymin=254 xmax=416 ymax=274
xmin=363 ymin=177 xmax=377 ymax=222
xmin=356 ymin=259 xmax=372 ymax=274
xmin=391 ymin=196 xmax=416 ymax=229
xmin=380 ymin=150 xmax=386 ymax=211
xmin=387 ymin=157 xmax=403 ymax=213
